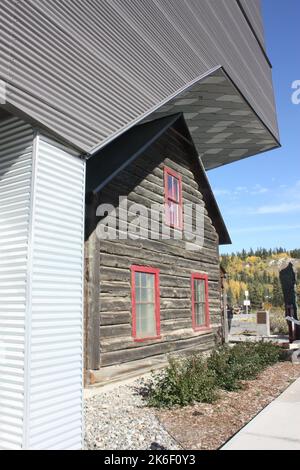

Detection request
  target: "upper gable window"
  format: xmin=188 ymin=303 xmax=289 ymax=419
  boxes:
xmin=164 ymin=166 xmax=183 ymax=230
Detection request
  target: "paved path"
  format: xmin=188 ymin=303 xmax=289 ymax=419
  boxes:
xmin=222 ymin=377 xmax=300 ymax=450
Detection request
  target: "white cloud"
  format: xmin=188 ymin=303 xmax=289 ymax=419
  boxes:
xmin=231 ymin=224 xmax=300 ymax=234
xmin=256 ymin=203 xmax=300 ymax=215
xmin=214 ymin=189 xmax=232 ymax=196
xmin=213 ymin=184 xmax=269 ymax=198
xmin=236 ymin=186 xmax=248 ymax=193
xmin=249 ymin=184 xmax=269 ymax=195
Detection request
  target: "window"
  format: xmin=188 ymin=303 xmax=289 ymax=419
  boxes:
xmin=131 ymin=266 xmax=161 ymax=341
xmin=191 ymin=273 xmax=210 ymax=331
xmin=164 ymin=166 xmax=183 ymax=230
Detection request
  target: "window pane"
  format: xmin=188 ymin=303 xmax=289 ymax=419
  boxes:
xmin=168 ymin=175 xmax=173 ymax=197
xmin=195 ymin=302 xmax=206 ymax=326
xmin=146 ymin=274 xmax=155 ymax=289
xmin=168 ymin=200 xmax=175 ymax=225
xmin=200 ymin=281 xmax=205 ymax=303
xmin=141 ymin=273 xmax=148 ymax=288
xmin=194 ymin=280 xmax=199 ymax=302
xmin=174 ymin=203 xmax=180 ymax=227
xmin=136 ymin=304 xmax=142 ymax=336
xmin=136 ymin=303 xmax=156 ymax=338
xmin=144 ymin=303 xmax=156 ymax=337
xmin=135 ymin=272 xmax=141 ymax=288
xmin=140 ymin=287 xmax=154 ymax=302
xmin=136 ymin=286 xmax=141 ymax=303
xmin=194 ymin=279 xmax=205 ymax=303
xmin=173 ymin=177 xmax=180 ymax=202
xmin=140 ymin=287 xmax=148 ymax=302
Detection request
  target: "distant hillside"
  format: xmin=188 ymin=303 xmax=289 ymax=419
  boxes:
xmin=221 ymin=248 xmax=300 ymax=309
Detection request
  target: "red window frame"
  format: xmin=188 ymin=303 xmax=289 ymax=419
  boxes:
xmin=191 ymin=273 xmax=210 ymax=331
xmin=164 ymin=166 xmax=183 ymax=230
xmin=131 ymin=265 xmax=161 ymax=342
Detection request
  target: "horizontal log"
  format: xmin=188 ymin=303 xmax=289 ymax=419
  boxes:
xmin=99 ymin=236 xmax=219 ymax=264
xmin=100 ymin=311 xmax=131 ymax=326
xmin=99 ymin=254 xmax=219 ymax=279
xmin=100 ymin=298 xmax=131 ymax=312
xmin=100 ymin=332 xmax=215 ymax=367
xmin=100 ymin=327 xmax=214 ymax=352
xmin=100 ymin=324 xmax=132 ymax=338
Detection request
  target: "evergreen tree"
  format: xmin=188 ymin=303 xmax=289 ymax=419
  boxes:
xmin=272 ymin=277 xmax=284 ymax=307
xmin=291 ymin=249 xmax=300 ymax=259
xmin=249 ymin=282 xmax=264 ymax=308
xmin=227 ymin=287 xmax=233 ymax=306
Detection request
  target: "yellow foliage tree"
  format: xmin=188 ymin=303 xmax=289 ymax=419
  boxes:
xmin=227 ymin=279 xmax=248 ymax=305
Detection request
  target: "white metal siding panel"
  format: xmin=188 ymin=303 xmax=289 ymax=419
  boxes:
xmin=0 ymin=117 xmax=34 ymax=450
xmin=0 ymin=0 xmax=279 ymax=153
xmin=0 ymin=118 xmax=85 ymax=449
xmin=28 ymin=135 xmax=85 ymax=450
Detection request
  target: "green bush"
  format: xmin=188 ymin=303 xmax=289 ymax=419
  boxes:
xmin=207 ymin=344 xmax=259 ymax=391
xmin=207 ymin=342 xmax=281 ymax=391
xmin=270 ymin=311 xmax=289 ymax=335
xmin=146 ymin=356 xmax=218 ymax=408
xmin=144 ymin=342 xmax=282 ymax=407
xmin=254 ymin=341 xmax=282 ymax=367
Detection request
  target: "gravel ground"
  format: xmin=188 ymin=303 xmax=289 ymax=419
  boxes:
xmin=84 ymin=380 xmax=181 ymax=450
xmin=157 ymin=362 xmax=300 ymax=450
xmin=85 ymin=363 xmax=300 ymax=451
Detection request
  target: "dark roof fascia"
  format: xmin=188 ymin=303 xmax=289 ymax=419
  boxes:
xmin=86 ymin=113 xmax=182 ymax=194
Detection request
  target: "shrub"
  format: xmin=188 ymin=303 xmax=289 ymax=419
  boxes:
xmin=206 ymin=344 xmax=257 ymax=391
xmin=254 ymin=341 xmax=282 ymax=367
xmin=146 ymin=356 xmax=218 ymax=408
xmin=207 ymin=342 xmax=281 ymax=391
xmin=270 ymin=311 xmax=289 ymax=335
xmin=144 ymin=342 xmax=282 ymax=407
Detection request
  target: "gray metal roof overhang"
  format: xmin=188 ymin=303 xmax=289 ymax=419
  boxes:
xmin=139 ymin=67 xmax=280 ymax=170
xmin=0 ymin=66 xmax=280 ymax=171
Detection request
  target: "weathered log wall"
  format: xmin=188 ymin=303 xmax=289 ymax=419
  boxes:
xmin=86 ymin=126 xmax=223 ymax=371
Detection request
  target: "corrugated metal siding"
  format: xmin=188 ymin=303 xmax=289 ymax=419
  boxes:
xmin=0 ymin=117 xmax=34 ymax=450
xmin=0 ymin=0 xmax=278 ymax=153
xmin=0 ymin=117 xmax=85 ymax=449
xmin=28 ymin=134 xmax=85 ymax=450
xmin=238 ymin=0 xmax=266 ymax=51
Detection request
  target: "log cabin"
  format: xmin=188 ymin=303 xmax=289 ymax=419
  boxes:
xmin=85 ymin=114 xmax=231 ymax=384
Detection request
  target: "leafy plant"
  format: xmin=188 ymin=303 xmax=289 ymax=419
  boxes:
xmin=207 ymin=342 xmax=281 ymax=391
xmin=270 ymin=311 xmax=289 ymax=335
xmin=146 ymin=356 xmax=218 ymax=408
xmin=144 ymin=342 xmax=282 ymax=407
xmin=254 ymin=340 xmax=282 ymax=366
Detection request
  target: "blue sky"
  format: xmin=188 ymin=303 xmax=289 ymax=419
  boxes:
xmin=209 ymin=0 xmax=300 ymax=254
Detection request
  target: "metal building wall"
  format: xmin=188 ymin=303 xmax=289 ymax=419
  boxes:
xmin=238 ymin=0 xmax=266 ymax=51
xmin=0 ymin=117 xmax=34 ymax=450
xmin=0 ymin=117 xmax=85 ymax=450
xmin=28 ymin=134 xmax=85 ymax=450
xmin=0 ymin=0 xmax=278 ymax=154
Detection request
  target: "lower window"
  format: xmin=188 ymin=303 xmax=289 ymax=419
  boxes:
xmin=191 ymin=273 xmax=210 ymax=331
xmin=131 ymin=266 xmax=161 ymax=341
